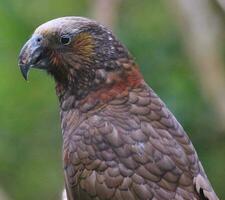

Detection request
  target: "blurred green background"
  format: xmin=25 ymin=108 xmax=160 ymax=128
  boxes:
xmin=0 ymin=0 xmax=224 ymax=199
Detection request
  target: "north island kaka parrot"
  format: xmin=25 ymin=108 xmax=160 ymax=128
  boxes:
xmin=18 ymin=17 xmax=219 ymax=200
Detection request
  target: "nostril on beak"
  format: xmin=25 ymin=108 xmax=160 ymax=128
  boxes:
xmin=35 ymin=36 xmax=43 ymax=43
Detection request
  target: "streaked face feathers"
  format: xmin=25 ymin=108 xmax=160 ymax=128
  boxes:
xmin=73 ymin=33 xmax=95 ymax=60
xmin=18 ymin=17 xmax=140 ymax=101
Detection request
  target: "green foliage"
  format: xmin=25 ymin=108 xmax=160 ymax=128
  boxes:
xmin=0 ymin=0 xmax=224 ymax=199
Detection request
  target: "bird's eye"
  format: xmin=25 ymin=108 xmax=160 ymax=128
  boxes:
xmin=60 ymin=35 xmax=71 ymax=45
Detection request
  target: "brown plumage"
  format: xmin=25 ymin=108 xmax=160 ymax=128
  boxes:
xmin=18 ymin=17 xmax=219 ymax=200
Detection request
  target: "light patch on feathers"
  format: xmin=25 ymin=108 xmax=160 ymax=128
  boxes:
xmin=62 ymin=189 xmax=67 ymax=200
xmin=35 ymin=20 xmax=63 ymax=36
xmin=34 ymin=16 xmax=92 ymax=36
xmin=108 ymin=36 xmax=113 ymax=41
xmin=138 ymin=142 xmax=145 ymax=151
xmin=132 ymin=142 xmax=145 ymax=156
xmin=194 ymin=174 xmax=219 ymax=200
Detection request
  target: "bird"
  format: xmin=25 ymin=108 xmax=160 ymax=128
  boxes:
xmin=18 ymin=17 xmax=219 ymax=200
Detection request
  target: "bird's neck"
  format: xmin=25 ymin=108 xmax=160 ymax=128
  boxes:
xmin=56 ymin=63 xmax=144 ymax=112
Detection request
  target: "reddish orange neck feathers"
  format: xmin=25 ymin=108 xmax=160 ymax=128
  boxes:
xmin=78 ymin=65 xmax=144 ymax=108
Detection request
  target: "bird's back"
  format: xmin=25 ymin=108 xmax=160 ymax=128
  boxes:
xmin=61 ymin=83 xmax=218 ymax=200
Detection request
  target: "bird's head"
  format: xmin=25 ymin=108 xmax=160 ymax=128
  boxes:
xmin=18 ymin=17 xmax=142 ymax=106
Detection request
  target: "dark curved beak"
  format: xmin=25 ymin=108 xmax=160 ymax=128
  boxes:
xmin=18 ymin=35 xmax=48 ymax=80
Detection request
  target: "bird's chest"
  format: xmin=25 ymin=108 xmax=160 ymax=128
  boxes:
xmin=61 ymin=110 xmax=109 ymax=169
xmin=61 ymin=111 xmax=115 ymax=196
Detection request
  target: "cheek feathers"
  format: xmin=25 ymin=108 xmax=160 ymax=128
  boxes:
xmin=50 ymin=51 xmax=62 ymax=66
xmin=73 ymin=32 xmax=95 ymax=60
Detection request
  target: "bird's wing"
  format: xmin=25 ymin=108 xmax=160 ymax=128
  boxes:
xmin=63 ymin=84 xmax=219 ymax=200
